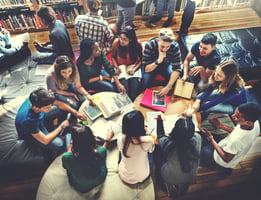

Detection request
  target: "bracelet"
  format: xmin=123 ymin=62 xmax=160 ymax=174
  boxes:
xmin=61 ymin=124 xmax=66 ymax=129
xmin=208 ymin=135 xmax=213 ymax=141
xmin=73 ymin=110 xmax=78 ymax=115
xmin=105 ymin=140 xmax=110 ymax=143
xmin=167 ymin=83 xmax=172 ymax=90
xmin=100 ymin=75 xmax=103 ymax=80
xmin=154 ymin=60 xmax=159 ymax=65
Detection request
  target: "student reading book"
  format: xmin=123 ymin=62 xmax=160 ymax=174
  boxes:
xmin=173 ymin=79 xmax=194 ymax=99
xmin=112 ymin=64 xmax=142 ymax=81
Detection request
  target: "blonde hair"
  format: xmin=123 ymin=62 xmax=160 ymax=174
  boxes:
xmin=159 ymin=28 xmax=175 ymax=42
xmin=209 ymin=59 xmax=245 ymax=93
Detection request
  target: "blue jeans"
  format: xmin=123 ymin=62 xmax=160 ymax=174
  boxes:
xmin=179 ymin=0 xmax=196 ymax=35
xmin=156 ymin=0 xmax=176 ymax=19
xmin=141 ymin=64 xmax=172 ymax=91
xmin=198 ymin=90 xmax=235 ymax=120
xmin=116 ymin=5 xmax=136 ymax=35
xmin=84 ymin=80 xmax=118 ymax=93
xmin=32 ymin=44 xmax=57 ymax=64
xmin=119 ymin=77 xmax=140 ymax=101
xmin=55 ymin=84 xmax=85 ymax=110
xmin=200 ymin=134 xmax=223 ymax=168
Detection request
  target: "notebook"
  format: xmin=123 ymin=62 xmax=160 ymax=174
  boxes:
xmin=140 ymin=88 xmax=170 ymax=112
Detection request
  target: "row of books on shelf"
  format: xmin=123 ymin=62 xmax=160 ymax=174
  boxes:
xmin=0 ymin=0 xmax=31 ymax=7
xmin=0 ymin=6 xmax=82 ymax=31
xmin=36 ymin=0 xmax=79 ymax=4
xmin=54 ymin=7 xmax=82 ymax=24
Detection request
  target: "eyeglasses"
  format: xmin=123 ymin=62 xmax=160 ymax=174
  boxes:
xmin=120 ymin=37 xmax=129 ymax=42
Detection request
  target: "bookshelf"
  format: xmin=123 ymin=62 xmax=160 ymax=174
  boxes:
xmin=0 ymin=0 xmax=84 ymax=33
xmin=0 ymin=0 xmax=253 ymax=34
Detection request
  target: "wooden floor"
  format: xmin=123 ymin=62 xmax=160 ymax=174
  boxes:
xmin=3 ymin=7 xmax=261 ymax=200
xmin=26 ymin=7 xmax=261 ymax=53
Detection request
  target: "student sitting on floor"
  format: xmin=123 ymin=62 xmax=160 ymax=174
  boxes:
xmin=182 ymin=33 xmax=221 ymax=90
xmin=192 ymin=59 xmax=246 ymax=120
xmin=62 ymin=123 xmax=113 ymax=195
xmin=0 ymin=24 xmax=30 ymax=70
xmin=199 ymin=103 xmax=261 ymax=172
xmin=46 ymin=55 xmax=95 ymax=110
xmin=111 ymin=26 xmax=142 ymax=101
xmin=154 ymin=105 xmax=201 ymax=198
xmin=32 ymin=6 xmax=74 ymax=64
xmin=116 ymin=110 xmax=155 ymax=185
xmin=76 ymin=38 xmax=126 ymax=93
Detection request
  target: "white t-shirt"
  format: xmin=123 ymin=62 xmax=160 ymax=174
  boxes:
xmin=214 ymin=121 xmax=260 ymax=168
xmin=117 ymin=133 xmax=154 ymax=184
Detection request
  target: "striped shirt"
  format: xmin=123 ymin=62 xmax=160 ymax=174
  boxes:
xmin=142 ymin=38 xmax=182 ymax=72
xmin=75 ymin=13 xmax=114 ymax=53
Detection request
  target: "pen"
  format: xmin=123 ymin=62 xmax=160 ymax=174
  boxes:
xmin=149 ymin=128 xmax=155 ymax=135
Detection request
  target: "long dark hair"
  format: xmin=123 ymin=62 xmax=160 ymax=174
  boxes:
xmin=119 ymin=26 xmax=142 ymax=63
xmin=170 ymin=118 xmax=199 ymax=173
xmin=70 ymin=123 xmax=105 ymax=178
xmin=76 ymin=38 xmax=96 ymax=67
xmin=122 ymin=110 xmax=146 ymax=157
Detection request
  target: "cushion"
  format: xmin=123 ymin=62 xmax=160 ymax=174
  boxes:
xmin=36 ymin=147 xmax=155 ymax=200
xmin=0 ymin=57 xmax=48 ymax=180
xmin=182 ymin=27 xmax=261 ymax=81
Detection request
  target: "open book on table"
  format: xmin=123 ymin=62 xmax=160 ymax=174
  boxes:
xmin=173 ymin=79 xmax=194 ymax=99
xmin=97 ymin=93 xmax=134 ymax=119
xmin=146 ymin=111 xmax=200 ymax=136
xmin=82 ymin=104 xmax=103 ymax=121
xmin=112 ymin=64 xmax=142 ymax=81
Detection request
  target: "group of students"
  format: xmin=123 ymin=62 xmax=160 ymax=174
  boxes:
xmin=12 ymin=0 xmax=261 ymax=199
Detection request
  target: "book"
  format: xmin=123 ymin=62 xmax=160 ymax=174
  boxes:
xmin=146 ymin=112 xmax=200 ymax=136
xmin=112 ymin=65 xmax=142 ymax=82
xmin=140 ymin=89 xmax=170 ymax=112
xmin=97 ymin=93 xmax=134 ymax=119
xmin=152 ymin=90 xmax=166 ymax=107
xmin=82 ymin=104 xmax=103 ymax=121
xmin=173 ymin=79 xmax=194 ymax=99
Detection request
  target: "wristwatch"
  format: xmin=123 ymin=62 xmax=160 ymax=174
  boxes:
xmin=61 ymin=124 xmax=66 ymax=129
xmin=154 ymin=60 xmax=159 ymax=65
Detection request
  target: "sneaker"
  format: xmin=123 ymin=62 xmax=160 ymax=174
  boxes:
xmin=145 ymin=20 xmax=157 ymax=28
xmin=131 ymin=23 xmax=137 ymax=30
xmin=149 ymin=16 xmax=161 ymax=23
xmin=162 ymin=18 xmax=173 ymax=27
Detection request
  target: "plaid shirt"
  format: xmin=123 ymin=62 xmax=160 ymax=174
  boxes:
xmin=75 ymin=13 xmax=114 ymax=53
